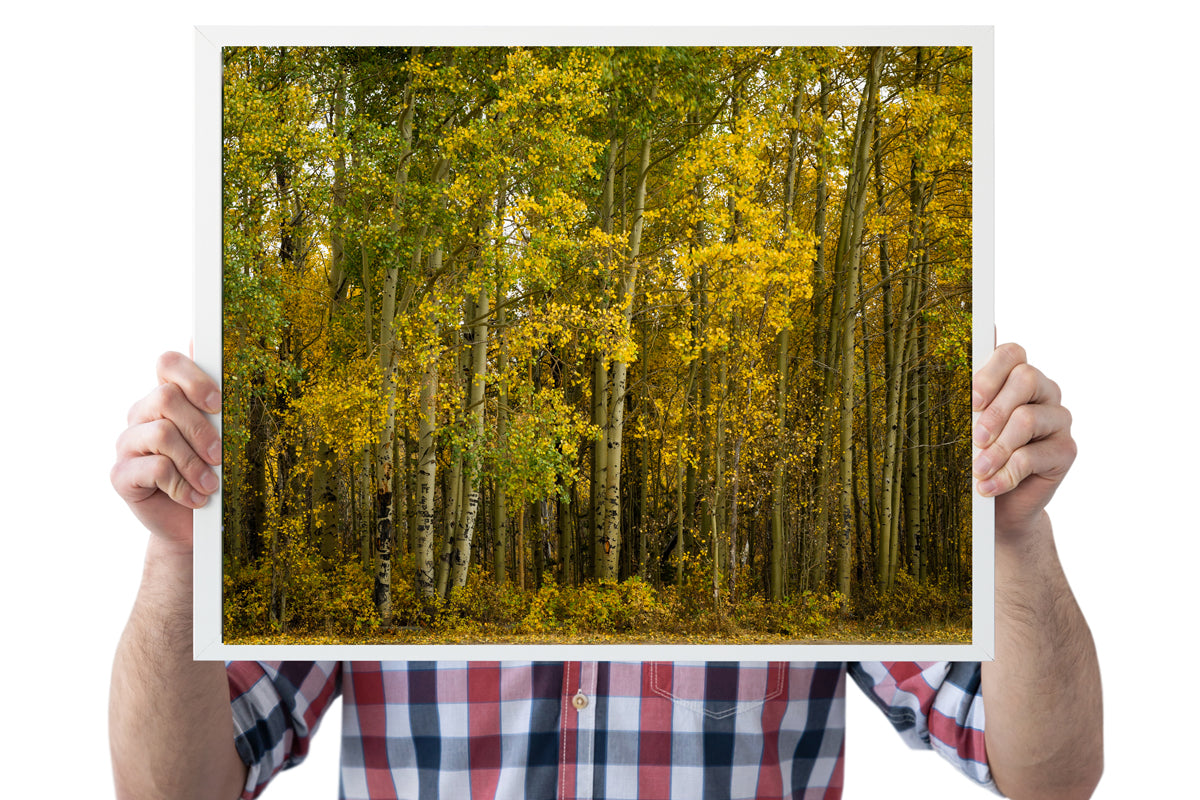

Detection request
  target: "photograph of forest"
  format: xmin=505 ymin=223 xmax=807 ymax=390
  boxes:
xmin=220 ymin=44 xmax=974 ymax=645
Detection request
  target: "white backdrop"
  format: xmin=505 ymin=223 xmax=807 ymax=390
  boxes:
xmin=0 ymin=2 xmax=1193 ymax=797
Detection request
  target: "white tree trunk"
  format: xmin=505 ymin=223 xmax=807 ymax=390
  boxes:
xmin=448 ymin=287 xmax=490 ymax=593
xmin=598 ymin=130 xmax=651 ymax=582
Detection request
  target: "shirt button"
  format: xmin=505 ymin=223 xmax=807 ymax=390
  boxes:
xmin=572 ymin=690 xmax=589 ymax=710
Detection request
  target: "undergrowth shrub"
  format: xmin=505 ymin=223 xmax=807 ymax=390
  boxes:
xmin=226 ymin=539 xmax=964 ymax=643
xmin=520 ymin=577 xmax=660 ymax=634
xmin=729 ymin=590 xmax=844 ymax=637
xmin=320 ymin=560 xmax=382 ymax=635
xmin=223 ymin=560 xmax=272 ymax=635
xmin=444 ymin=569 xmax=528 ymax=628
xmin=671 ymin=548 xmax=720 ymax=618
xmin=223 ymin=526 xmax=381 ymax=638
xmin=861 ymin=571 xmax=963 ymax=629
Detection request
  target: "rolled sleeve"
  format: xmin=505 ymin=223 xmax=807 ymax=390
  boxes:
xmin=227 ymin=661 xmax=342 ymax=799
xmin=849 ymin=661 xmax=999 ymax=794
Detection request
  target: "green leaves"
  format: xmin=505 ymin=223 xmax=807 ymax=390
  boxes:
xmin=490 ymin=384 xmax=593 ymax=508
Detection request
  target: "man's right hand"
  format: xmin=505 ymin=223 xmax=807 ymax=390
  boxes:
xmin=109 ymin=352 xmax=247 ymax=800
xmin=110 ymin=351 xmax=222 ymax=553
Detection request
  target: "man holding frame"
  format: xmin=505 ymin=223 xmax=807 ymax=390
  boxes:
xmin=109 ymin=342 xmax=1101 ymax=799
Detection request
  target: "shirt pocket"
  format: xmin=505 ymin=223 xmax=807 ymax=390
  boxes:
xmin=647 ymin=661 xmax=785 ymax=721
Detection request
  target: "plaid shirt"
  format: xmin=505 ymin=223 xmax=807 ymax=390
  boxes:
xmin=228 ymin=661 xmax=996 ymax=799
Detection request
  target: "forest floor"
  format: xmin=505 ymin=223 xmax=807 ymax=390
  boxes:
xmin=224 ymin=619 xmax=971 ymax=647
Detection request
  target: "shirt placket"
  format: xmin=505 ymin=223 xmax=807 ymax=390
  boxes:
xmin=559 ymin=660 xmax=599 ymax=800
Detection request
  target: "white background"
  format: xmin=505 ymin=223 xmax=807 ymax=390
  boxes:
xmin=0 ymin=2 xmax=1193 ymax=798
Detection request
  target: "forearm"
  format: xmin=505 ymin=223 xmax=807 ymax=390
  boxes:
xmin=109 ymin=537 xmax=247 ymax=800
xmin=982 ymin=512 xmax=1102 ymax=799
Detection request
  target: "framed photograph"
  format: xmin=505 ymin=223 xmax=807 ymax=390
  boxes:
xmin=194 ymin=26 xmax=994 ymax=661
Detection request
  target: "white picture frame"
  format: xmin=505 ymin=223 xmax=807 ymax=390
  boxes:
xmin=194 ymin=25 xmax=994 ymax=662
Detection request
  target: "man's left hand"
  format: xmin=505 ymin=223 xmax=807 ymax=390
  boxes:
xmin=972 ymin=342 xmax=1077 ymax=539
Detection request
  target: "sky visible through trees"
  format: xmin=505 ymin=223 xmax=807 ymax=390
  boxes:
xmin=220 ymin=44 xmax=973 ymax=644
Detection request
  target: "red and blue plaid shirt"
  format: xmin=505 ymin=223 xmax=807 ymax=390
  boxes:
xmin=228 ymin=661 xmax=995 ymax=799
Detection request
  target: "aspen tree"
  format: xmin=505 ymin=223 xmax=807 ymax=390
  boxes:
xmin=834 ymin=47 xmax=883 ymax=600
xmin=599 ymin=118 xmax=652 ymax=582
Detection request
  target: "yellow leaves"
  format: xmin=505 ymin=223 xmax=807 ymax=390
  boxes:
xmin=221 ymin=45 xmax=975 ymax=639
xmin=289 ymin=358 xmax=387 ymax=459
xmin=609 ymin=334 xmax=639 ymax=366
xmin=504 ymin=300 xmax=618 ymax=367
